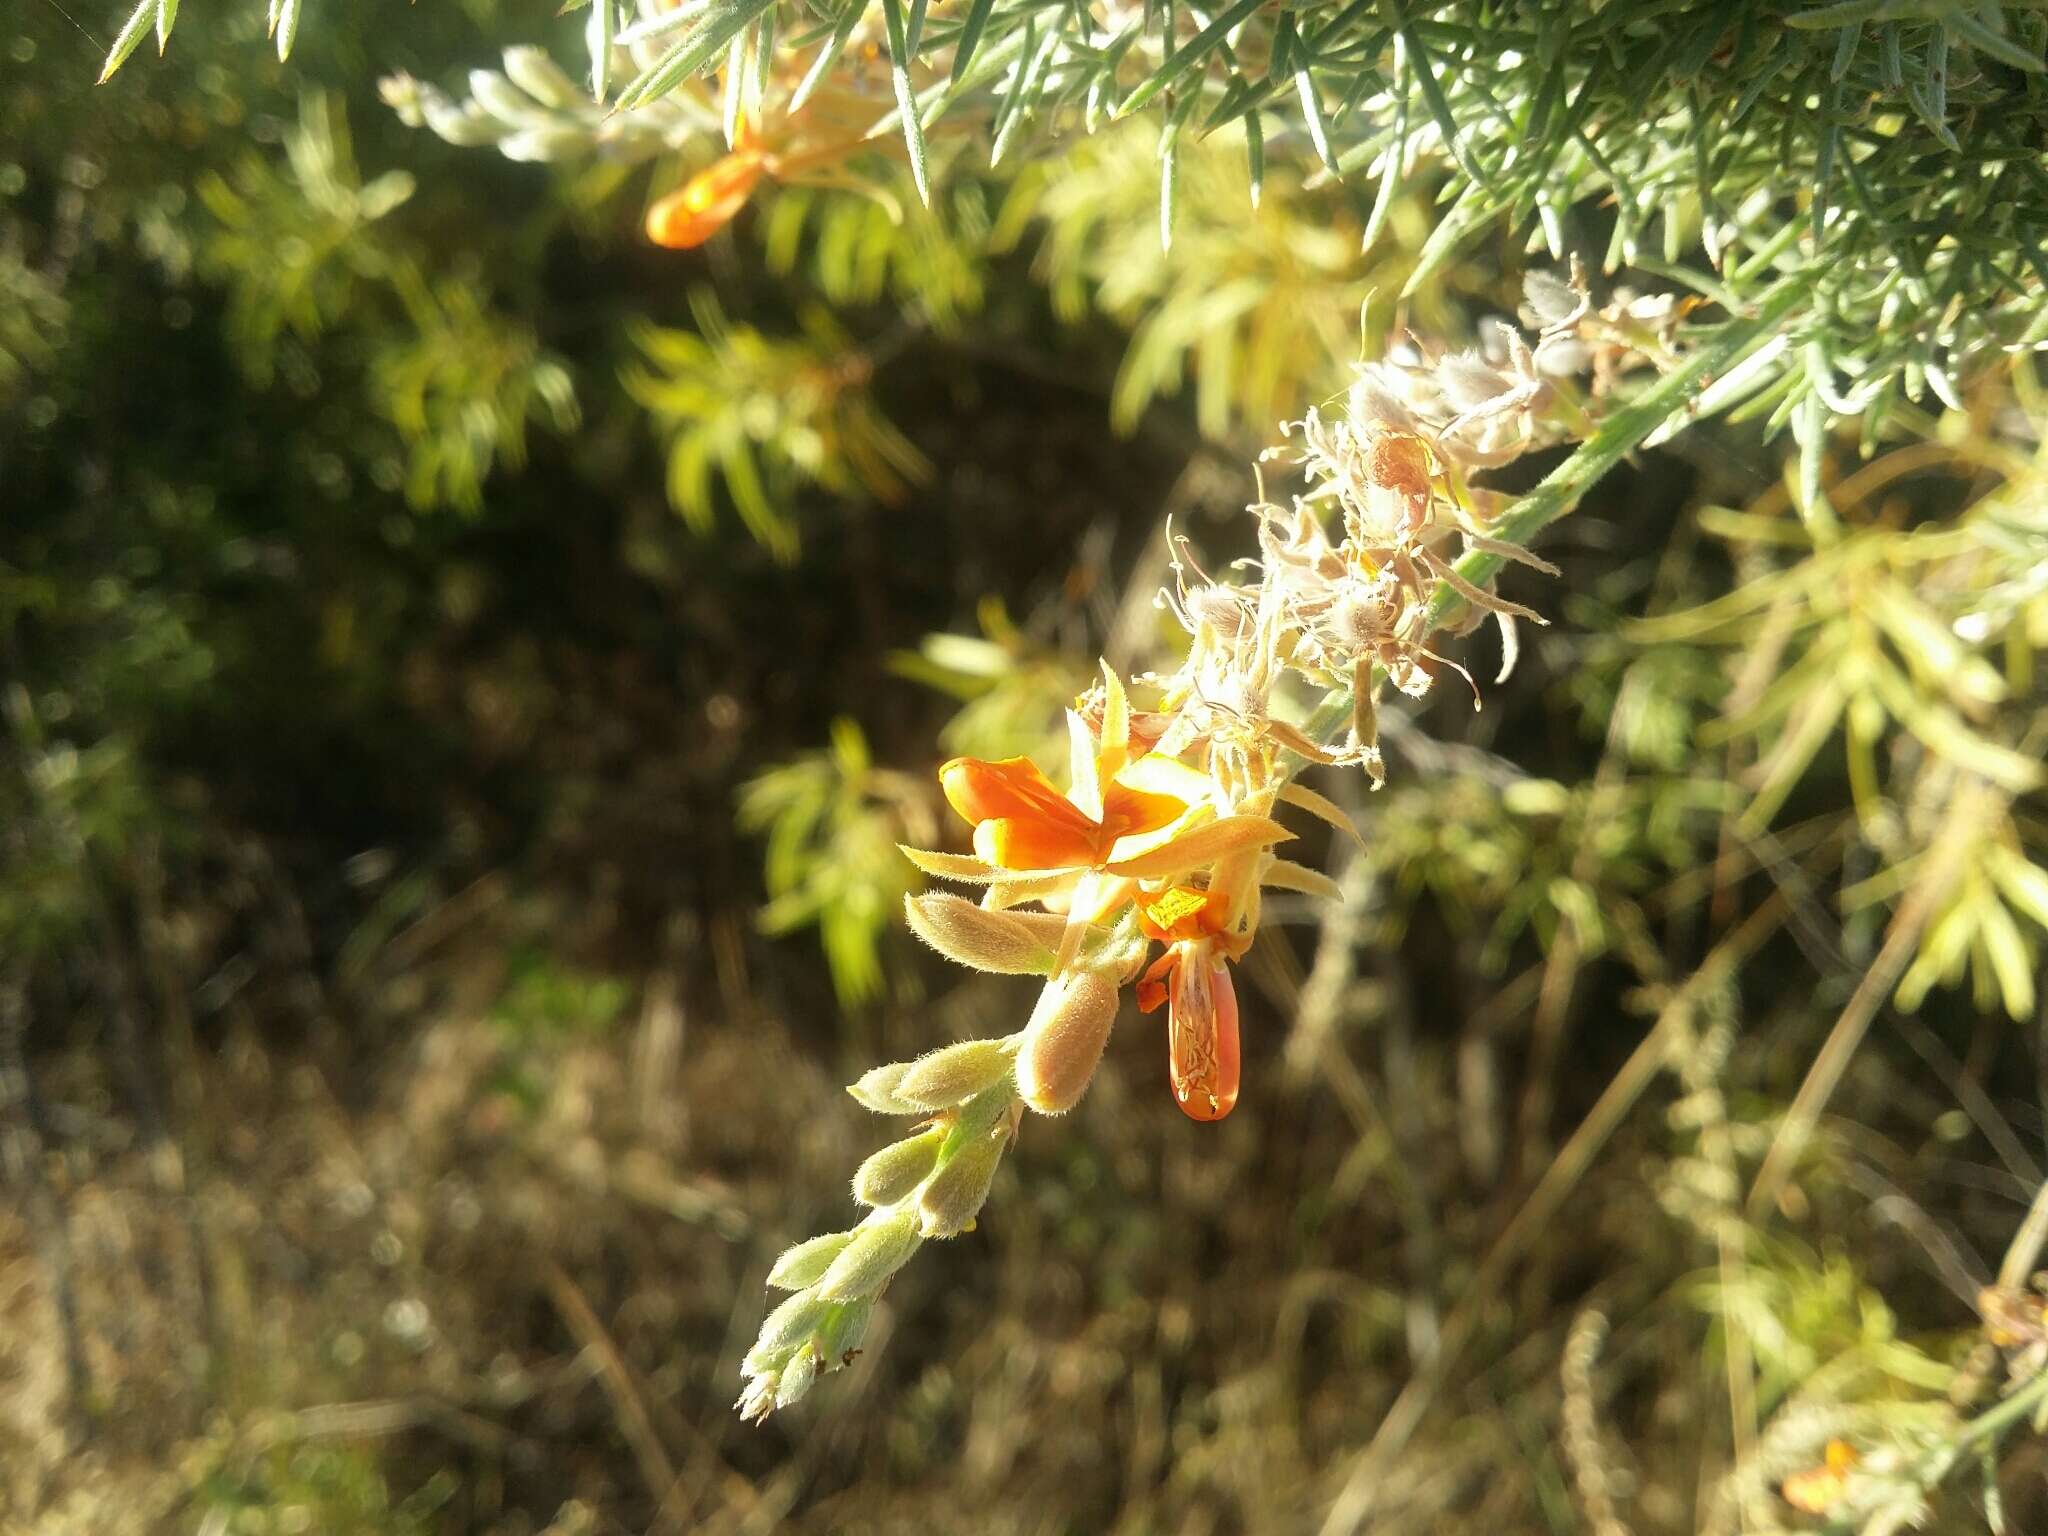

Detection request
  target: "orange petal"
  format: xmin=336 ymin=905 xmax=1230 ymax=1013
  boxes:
xmin=1135 ymin=949 xmax=1175 ymax=1013
xmin=646 ymin=152 xmax=765 ymax=249
xmin=1168 ymin=945 xmax=1240 ymax=1122
xmin=1138 ymin=885 xmax=1230 ymax=944
xmin=941 ymin=756 xmax=1096 ymax=835
xmin=1102 ymin=780 xmax=1193 ymax=842
xmin=973 ymin=817 xmax=1100 ymax=872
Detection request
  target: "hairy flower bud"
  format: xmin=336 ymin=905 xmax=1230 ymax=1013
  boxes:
xmin=1016 ymin=971 xmax=1120 ymax=1114
xmin=903 ymin=891 xmax=1062 ymax=974
xmin=852 ymin=1127 xmax=945 ymax=1207
xmin=918 ymin=1123 xmax=1011 ymax=1238
xmin=816 ymin=1211 xmax=922 ymax=1302
xmin=892 ymin=1038 xmax=1014 ymax=1110
xmin=774 ymin=1343 xmax=818 ymax=1410
xmin=745 ymin=1289 xmax=832 ymax=1374
xmin=847 ymin=1061 xmax=922 ymax=1114
xmin=766 ymin=1231 xmax=855 ymax=1291
xmin=817 ymin=1298 xmax=873 ymax=1363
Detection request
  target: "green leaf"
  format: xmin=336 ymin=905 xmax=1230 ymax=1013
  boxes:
xmin=98 ymin=0 xmax=157 ymax=82
xmin=1115 ymin=0 xmax=1264 ymax=118
xmin=613 ymin=0 xmax=777 ymax=113
xmin=274 ymin=0 xmax=302 ymax=62
xmin=948 ymin=0 xmax=997 ymax=85
xmin=880 ymin=0 xmax=931 ymax=206
xmin=791 ymin=0 xmax=870 ymax=114
xmin=586 ymin=0 xmax=612 ymax=99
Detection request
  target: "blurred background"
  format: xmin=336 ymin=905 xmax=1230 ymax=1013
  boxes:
xmin=6 ymin=2 xmax=2048 ymax=1533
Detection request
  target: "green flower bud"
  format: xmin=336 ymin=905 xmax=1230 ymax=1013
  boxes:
xmin=852 ymin=1127 xmax=945 ymax=1207
xmin=1016 ymin=971 xmax=1120 ymax=1114
xmin=893 ymin=1038 xmax=1015 ymax=1111
xmin=817 ymin=1298 xmax=873 ymax=1363
xmin=745 ymin=1289 xmax=831 ymax=1375
xmin=903 ymin=892 xmax=1064 ymax=975
xmin=766 ymin=1230 xmax=856 ymax=1290
xmin=847 ymin=1061 xmax=921 ymax=1114
xmin=918 ymin=1124 xmax=1011 ymax=1238
xmin=816 ymin=1210 xmax=922 ymax=1302
xmin=774 ymin=1343 xmax=818 ymax=1410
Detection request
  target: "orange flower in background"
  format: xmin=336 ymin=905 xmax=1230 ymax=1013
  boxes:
xmin=1781 ymin=1439 xmax=1859 ymax=1514
xmin=939 ymin=754 xmax=1186 ymax=871
xmin=645 ymin=147 xmax=766 ymax=249
xmin=1136 ymin=886 xmax=1241 ymax=1122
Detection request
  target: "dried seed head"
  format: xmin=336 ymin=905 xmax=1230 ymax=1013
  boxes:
xmin=1364 ymin=431 xmax=1433 ymax=499
xmin=1016 ymin=970 xmax=1121 ymax=1114
xmin=852 ymin=1127 xmax=946 ymax=1207
xmin=1184 ymin=583 xmax=1251 ymax=637
xmin=815 ymin=1210 xmax=922 ymax=1302
xmin=903 ymin=892 xmax=1061 ymax=975
xmin=892 ymin=1038 xmax=1015 ymax=1110
xmin=1438 ymin=352 xmax=1512 ymax=413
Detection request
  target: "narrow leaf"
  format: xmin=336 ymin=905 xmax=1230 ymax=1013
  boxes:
xmin=881 ymin=0 xmax=931 ymax=205
xmin=99 ymin=0 xmax=157 ymax=82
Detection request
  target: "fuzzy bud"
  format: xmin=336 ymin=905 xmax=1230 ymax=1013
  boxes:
xmin=1016 ymin=971 xmax=1120 ymax=1115
xmin=766 ymin=1231 xmax=855 ymax=1291
xmin=892 ymin=1038 xmax=1015 ymax=1111
xmin=818 ymin=1298 xmax=873 ymax=1362
xmin=745 ymin=1289 xmax=832 ymax=1374
xmin=847 ymin=1061 xmax=922 ymax=1114
xmin=852 ymin=1128 xmax=945 ymax=1207
xmin=815 ymin=1211 xmax=922 ymax=1302
xmin=774 ymin=1343 xmax=818 ymax=1410
xmin=904 ymin=892 xmax=1062 ymax=975
xmin=918 ymin=1123 xmax=1011 ymax=1238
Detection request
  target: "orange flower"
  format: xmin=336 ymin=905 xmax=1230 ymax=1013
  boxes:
xmin=1781 ymin=1439 xmax=1858 ymax=1514
xmin=1138 ymin=938 xmax=1240 ymax=1123
xmin=646 ymin=149 xmax=766 ymax=249
xmin=1136 ymin=887 xmax=1240 ymax=1121
xmin=939 ymin=754 xmax=1186 ymax=872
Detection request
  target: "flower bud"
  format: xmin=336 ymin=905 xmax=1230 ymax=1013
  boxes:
xmin=774 ymin=1343 xmax=818 ymax=1410
xmin=904 ymin=892 xmax=1062 ymax=975
xmin=816 ymin=1210 xmax=922 ymax=1303
xmin=918 ymin=1124 xmax=1010 ymax=1238
xmin=766 ymin=1230 xmax=855 ymax=1291
xmin=893 ymin=1038 xmax=1014 ymax=1111
xmin=847 ymin=1061 xmax=922 ymax=1114
xmin=818 ymin=1298 xmax=873 ymax=1362
xmin=852 ymin=1127 xmax=945 ymax=1207
xmin=745 ymin=1289 xmax=831 ymax=1374
xmin=1016 ymin=971 xmax=1120 ymax=1115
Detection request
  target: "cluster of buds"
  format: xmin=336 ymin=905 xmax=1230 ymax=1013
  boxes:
xmin=736 ymin=268 xmax=1701 ymax=1419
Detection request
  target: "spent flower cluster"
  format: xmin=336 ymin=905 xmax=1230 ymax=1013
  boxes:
xmin=737 ymin=268 xmax=1691 ymax=1419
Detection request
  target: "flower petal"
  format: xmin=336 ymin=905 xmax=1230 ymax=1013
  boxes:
xmin=1104 ymin=814 xmax=1294 ymax=880
xmin=1168 ymin=947 xmax=1239 ymax=1122
xmin=975 ymin=817 xmax=1101 ymax=872
xmin=941 ymin=755 xmax=1090 ymax=830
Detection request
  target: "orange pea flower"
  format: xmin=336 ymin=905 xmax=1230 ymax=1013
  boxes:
xmin=939 ymin=753 xmax=1186 ymax=871
xmin=645 ymin=148 xmax=766 ymax=249
xmin=1135 ymin=886 xmax=1240 ymax=1122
